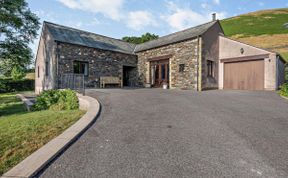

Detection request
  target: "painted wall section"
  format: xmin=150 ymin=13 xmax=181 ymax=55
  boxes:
xmin=201 ymin=22 xmax=223 ymax=89
xmin=219 ymin=36 xmax=269 ymax=59
xmin=265 ymin=54 xmax=276 ymax=90
xmin=35 ymin=26 xmax=56 ymax=94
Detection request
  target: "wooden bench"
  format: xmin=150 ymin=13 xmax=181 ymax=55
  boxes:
xmin=100 ymin=76 xmax=122 ymax=88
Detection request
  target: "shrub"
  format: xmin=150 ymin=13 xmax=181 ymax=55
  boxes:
xmin=11 ymin=66 xmax=25 ymax=80
xmin=33 ymin=89 xmax=79 ymax=111
xmin=32 ymin=90 xmax=59 ymax=111
xmin=49 ymin=103 xmax=66 ymax=111
xmin=58 ymin=89 xmax=79 ymax=110
xmin=0 ymin=78 xmax=34 ymax=93
xmin=279 ymin=83 xmax=288 ymax=97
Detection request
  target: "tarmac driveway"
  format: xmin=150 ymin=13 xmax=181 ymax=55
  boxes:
xmin=39 ymin=89 xmax=288 ymax=178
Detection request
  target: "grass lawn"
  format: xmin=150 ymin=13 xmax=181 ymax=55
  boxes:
xmin=0 ymin=93 xmax=85 ymax=175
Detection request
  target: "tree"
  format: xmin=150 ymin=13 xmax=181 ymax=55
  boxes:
xmin=11 ymin=65 xmax=25 ymax=80
xmin=0 ymin=0 xmax=40 ymax=76
xmin=122 ymin=33 xmax=159 ymax=44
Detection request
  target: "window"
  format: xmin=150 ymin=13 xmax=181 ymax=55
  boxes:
xmin=73 ymin=61 xmax=89 ymax=76
xmin=38 ymin=66 xmax=40 ymax=78
xmin=161 ymin=64 xmax=166 ymax=80
xmin=179 ymin=64 xmax=185 ymax=72
xmin=45 ymin=62 xmax=49 ymax=76
xmin=207 ymin=60 xmax=214 ymax=77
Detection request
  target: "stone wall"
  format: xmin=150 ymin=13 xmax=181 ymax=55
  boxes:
xmin=137 ymin=39 xmax=199 ymax=90
xmin=57 ymin=42 xmax=138 ymax=88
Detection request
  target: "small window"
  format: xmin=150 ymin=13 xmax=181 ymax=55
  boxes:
xmin=38 ymin=66 xmax=40 ymax=78
xmin=207 ymin=60 xmax=214 ymax=77
xmin=45 ymin=62 xmax=49 ymax=76
xmin=179 ymin=64 xmax=185 ymax=72
xmin=73 ymin=61 xmax=89 ymax=76
xmin=161 ymin=64 xmax=166 ymax=79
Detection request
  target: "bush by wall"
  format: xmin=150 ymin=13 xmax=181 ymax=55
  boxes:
xmin=279 ymin=83 xmax=288 ymax=97
xmin=0 ymin=78 xmax=34 ymax=93
xmin=33 ymin=89 xmax=79 ymax=111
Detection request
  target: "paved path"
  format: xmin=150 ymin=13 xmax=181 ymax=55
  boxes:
xmin=39 ymin=89 xmax=288 ymax=178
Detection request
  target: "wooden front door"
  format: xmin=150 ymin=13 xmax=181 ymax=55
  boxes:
xmin=151 ymin=60 xmax=169 ymax=87
xmin=224 ymin=59 xmax=264 ymax=90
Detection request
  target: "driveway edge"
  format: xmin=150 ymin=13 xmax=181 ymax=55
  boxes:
xmin=2 ymin=94 xmax=100 ymax=178
xmin=280 ymin=95 xmax=288 ymax=100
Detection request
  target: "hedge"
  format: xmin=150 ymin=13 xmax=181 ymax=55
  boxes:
xmin=0 ymin=78 xmax=34 ymax=93
xmin=280 ymin=83 xmax=288 ymax=97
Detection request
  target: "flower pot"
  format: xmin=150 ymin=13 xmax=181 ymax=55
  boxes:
xmin=163 ymin=83 xmax=168 ymax=89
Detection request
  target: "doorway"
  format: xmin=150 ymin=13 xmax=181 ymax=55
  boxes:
xmin=150 ymin=60 xmax=169 ymax=88
xmin=123 ymin=66 xmax=136 ymax=87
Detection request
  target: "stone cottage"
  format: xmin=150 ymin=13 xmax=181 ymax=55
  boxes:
xmin=35 ymin=19 xmax=286 ymax=94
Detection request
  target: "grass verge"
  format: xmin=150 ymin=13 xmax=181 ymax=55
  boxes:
xmin=0 ymin=93 xmax=85 ymax=175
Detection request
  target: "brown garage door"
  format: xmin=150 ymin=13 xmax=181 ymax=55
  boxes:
xmin=224 ymin=59 xmax=264 ymax=90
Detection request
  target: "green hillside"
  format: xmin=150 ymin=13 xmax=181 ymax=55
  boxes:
xmin=220 ymin=8 xmax=288 ymax=62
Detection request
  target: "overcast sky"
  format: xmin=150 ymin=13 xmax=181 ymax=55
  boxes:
xmin=27 ymin=0 xmax=288 ymax=56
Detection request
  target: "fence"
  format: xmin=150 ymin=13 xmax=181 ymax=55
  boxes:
xmin=60 ymin=73 xmax=85 ymax=95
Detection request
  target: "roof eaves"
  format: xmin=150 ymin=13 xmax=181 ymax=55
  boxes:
xmin=134 ymin=21 xmax=218 ymax=52
xmin=53 ymin=40 xmax=137 ymax=56
xmin=44 ymin=21 xmax=137 ymax=54
xmin=134 ymin=36 xmax=200 ymax=53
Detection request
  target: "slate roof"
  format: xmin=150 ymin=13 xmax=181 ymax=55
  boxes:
xmin=134 ymin=21 xmax=218 ymax=52
xmin=43 ymin=20 xmax=218 ymax=54
xmin=44 ymin=21 xmax=136 ymax=54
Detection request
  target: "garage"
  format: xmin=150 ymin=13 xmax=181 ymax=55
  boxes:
xmin=224 ymin=59 xmax=264 ymax=90
xmin=219 ymin=36 xmax=286 ymax=91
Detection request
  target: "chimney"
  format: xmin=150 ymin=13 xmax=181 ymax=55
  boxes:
xmin=212 ymin=13 xmax=216 ymax=21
